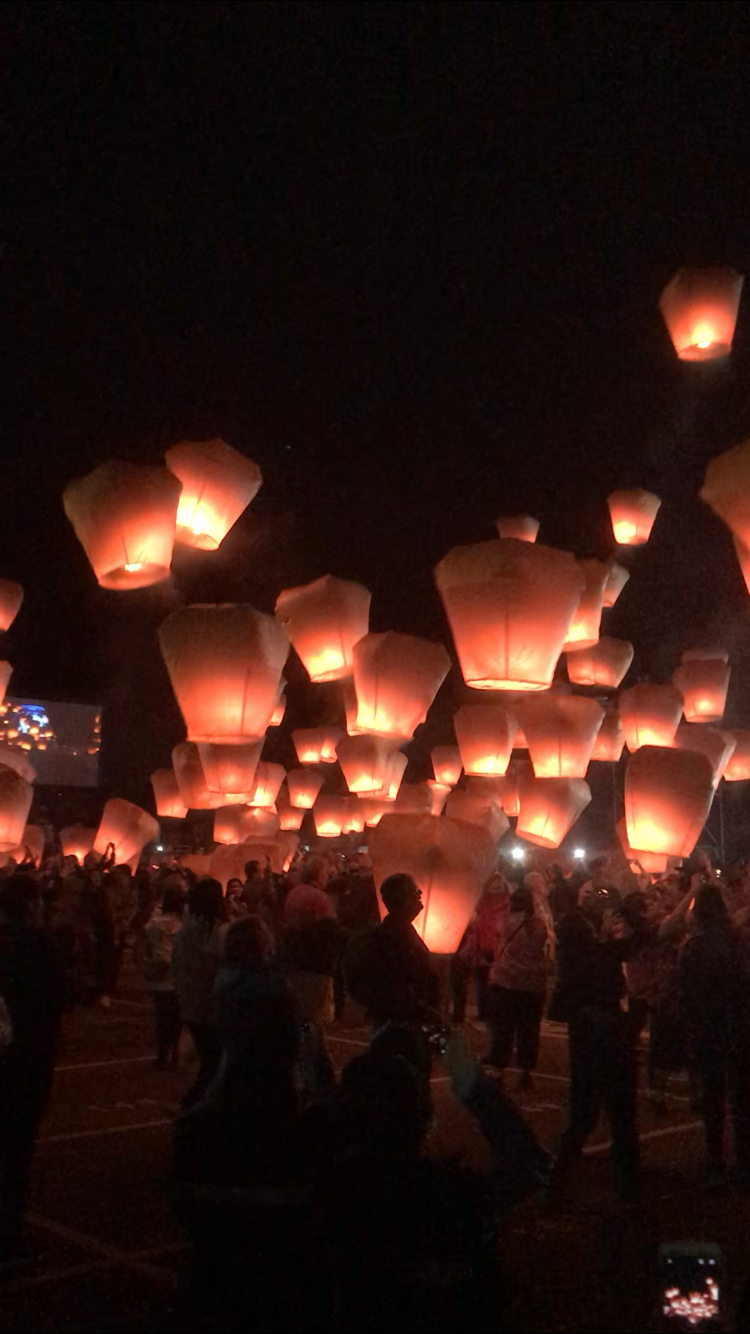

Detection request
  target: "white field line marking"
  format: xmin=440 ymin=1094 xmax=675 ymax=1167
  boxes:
xmin=39 ymin=1118 xmax=172 ymax=1145
xmin=56 ymin=1055 xmax=154 ymax=1072
xmin=0 ymin=1257 xmax=116 ymax=1294
xmin=584 ymin=1120 xmax=704 ymax=1156
xmin=25 ymin=1212 xmax=175 ymax=1284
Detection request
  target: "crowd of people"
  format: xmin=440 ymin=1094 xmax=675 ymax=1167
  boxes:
xmin=1 ymin=834 xmax=750 ymax=1327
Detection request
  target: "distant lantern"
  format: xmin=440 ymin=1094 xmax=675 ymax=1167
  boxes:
xmin=435 ymin=539 xmax=584 ymax=691
xmin=393 ymin=782 xmax=434 ymax=816
xmin=431 ymin=745 xmax=462 ymax=786
xmin=15 ymin=824 xmax=44 ymax=865
xmin=343 ymin=679 xmax=364 ymax=736
xmin=0 ymin=767 xmax=33 ymax=852
xmin=380 ymin=750 xmax=408 ymax=800
xmin=564 ymin=560 xmax=608 ymax=650
xmin=197 ymin=740 xmax=262 ymax=798
xmin=275 ymin=575 xmax=371 ymax=683
xmin=0 ymin=580 xmax=23 ymax=632
xmin=602 ymin=561 xmax=630 ymax=609
xmin=314 ymin=796 xmax=350 ymax=838
xmin=701 ymin=441 xmax=750 ymax=588
xmin=590 ymin=709 xmax=625 ymax=762
xmin=496 ymin=515 xmax=539 ymax=543
xmin=607 ymin=490 xmax=662 ymax=547
xmin=427 ymin=781 xmax=451 ymax=816
xmin=247 ymin=762 xmax=285 ymax=809
xmin=292 ymin=727 xmax=344 ymax=765
xmin=620 ymin=684 xmax=683 ymax=751
xmin=659 ymin=267 xmax=743 ymax=362
xmin=467 ymin=771 xmax=521 ymax=819
xmin=172 ymin=742 xmax=225 ymax=810
xmin=566 ymin=637 xmax=634 ymax=689
xmin=444 ymin=788 xmax=509 ymax=842
xmin=352 ymin=632 xmax=450 ymax=741
xmin=521 ymin=696 xmax=605 ymax=779
xmin=725 ymin=732 xmax=750 ymax=781
xmin=454 ymin=703 xmax=516 ymax=777
xmin=214 ymin=804 xmax=280 ymax=845
xmin=150 ymin=769 xmax=189 ymax=819
xmin=0 ymin=663 xmax=11 ymax=707
xmin=276 ymin=788 xmax=306 ymax=830
xmin=60 ymin=824 xmax=96 ymax=862
xmin=336 ymin=736 xmax=396 ymax=795
xmin=63 ymin=460 xmax=182 ymax=589
xmin=287 ymin=768 xmax=324 ymax=809
xmin=625 ymin=746 xmax=715 ymax=857
xmin=672 ymin=653 xmax=730 ymax=724
xmin=370 ymin=814 xmax=498 ymax=954
xmin=358 ymin=796 xmax=390 ymax=827
xmin=0 ymin=746 xmax=36 ymax=784
xmin=269 ymin=689 xmax=287 ymax=727
xmin=165 ymin=438 xmax=262 ymax=550
xmin=94 ymin=798 xmax=159 ymax=864
xmin=159 ymin=604 xmax=288 ymax=744
xmin=342 ymin=798 xmax=366 ymax=834
xmin=516 ymin=777 xmax=592 ymax=849
xmin=616 ymin=817 xmax=669 ymax=876
xmin=672 ymin=724 xmax=736 ymax=787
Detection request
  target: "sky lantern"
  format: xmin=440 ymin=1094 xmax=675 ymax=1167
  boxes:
xmin=60 ymin=824 xmax=96 ymax=862
xmin=566 ymin=637 xmax=634 ymax=689
xmin=454 ymin=702 xmax=517 ymax=776
xmin=247 ymin=762 xmax=285 ymax=809
xmin=436 ymin=539 xmax=584 ymax=691
xmin=352 ymin=632 xmax=451 ymax=741
xmin=616 ymin=817 xmax=669 ymax=876
xmin=431 ymin=745 xmax=462 ymax=786
xmin=370 ymin=813 xmax=498 ymax=954
xmin=590 ymin=709 xmax=625 ymax=762
xmin=0 ymin=580 xmax=23 ymax=632
xmin=165 ymin=438 xmax=262 ymax=550
xmin=496 ymin=515 xmax=539 ymax=542
xmin=173 ymin=741 xmax=225 ymax=809
xmin=150 ymin=769 xmax=188 ymax=819
xmin=564 ymin=559 xmax=608 ymax=650
xmin=671 ymin=724 xmax=736 ymax=787
xmin=607 ymin=490 xmax=662 ymax=546
xmin=275 ymin=574 xmax=371 ymax=683
xmin=0 ymin=766 xmax=33 ymax=853
xmin=427 ymin=781 xmax=451 ymax=816
xmin=0 ymin=663 xmax=11 ymax=707
xmin=379 ymin=750 xmax=408 ymax=800
xmin=521 ymin=696 xmax=605 ymax=778
xmin=516 ymin=776 xmax=592 ymax=849
xmin=0 ymin=745 xmax=36 ymax=784
xmin=214 ymin=804 xmax=280 ymax=845
xmin=619 ymin=684 xmax=683 ymax=750
xmin=269 ymin=689 xmax=287 ymax=726
xmin=466 ymin=773 xmax=521 ymax=819
xmin=393 ymin=782 xmax=434 ymax=815
xmin=336 ymin=735 xmax=396 ymax=794
xmin=343 ymin=798 xmax=366 ymax=834
xmin=672 ymin=652 xmax=730 ymax=724
xmin=602 ymin=560 xmax=630 ymax=609
xmin=444 ymin=788 xmax=509 ymax=841
xmin=13 ymin=824 xmax=44 ymax=865
xmin=287 ymin=768 xmax=324 ymax=808
xmin=63 ymin=460 xmax=182 ymax=590
xmin=94 ymin=798 xmax=159 ymax=864
xmin=625 ymin=746 xmax=715 ymax=857
xmin=358 ymin=796 xmax=391 ymax=827
xmin=343 ymin=679 xmax=365 ymax=736
xmin=659 ymin=267 xmax=743 ymax=362
xmin=159 ymin=604 xmax=288 ymax=744
xmin=292 ymin=727 xmax=344 ymax=764
xmin=725 ymin=732 xmax=750 ymax=782
xmin=700 ymin=441 xmax=750 ymax=587
xmin=276 ymin=787 xmax=306 ymax=830
xmin=182 ymin=852 xmax=213 ymax=878
xmin=314 ymin=796 xmax=350 ymax=838
xmin=197 ymin=740 xmax=262 ymax=798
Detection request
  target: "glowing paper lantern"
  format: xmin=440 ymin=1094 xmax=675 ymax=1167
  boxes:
xmin=0 ymin=745 xmax=36 ymax=784
xmin=182 ymin=852 xmax=213 ymax=878
xmin=672 ymin=724 xmax=736 ymax=787
xmin=269 ymin=692 xmax=287 ymax=726
xmin=173 ymin=742 xmax=225 ymax=809
xmin=165 ymin=438 xmax=262 ymax=550
xmin=619 ymin=684 xmax=683 ymax=751
xmin=616 ymin=817 xmax=668 ymax=876
xmin=444 ymin=788 xmax=509 ymax=841
xmin=63 ymin=461 xmax=181 ymax=589
xmin=370 ymin=814 xmax=498 ymax=953
xmin=0 ymin=663 xmax=11 ymax=707
xmin=566 ymin=637 xmax=634 ymax=689
xmin=465 ymin=773 xmax=520 ymax=819
xmin=292 ymin=727 xmax=344 ymax=764
xmin=94 ymin=798 xmax=159 ymax=863
xmin=275 ymin=575 xmax=371 ymax=683
xmin=431 ymin=745 xmax=462 ymax=786
xmin=343 ymin=679 xmax=365 ymax=736
xmin=287 ymin=769 xmax=324 ymax=809
xmin=314 ymin=796 xmax=350 ymax=838
xmin=521 ymin=696 xmax=605 ymax=778
xmin=516 ymin=777 xmax=592 ymax=849
xmin=393 ymin=782 xmax=434 ymax=816
xmin=380 ymin=750 xmax=408 ymax=800
xmin=607 ymin=490 xmax=661 ymax=547
xmin=358 ymin=796 xmax=391 ymax=827
xmin=336 ymin=736 xmax=395 ymax=795
xmin=625 ymin=746 xmax=714 ymax=857
xmin=672 ymin=654 xmax=730 ymax=724
xmin=247 ymin=762 xmax=285 ymax=809
xmin=276 ymin=788 xmax=306 ymax=830
xmin=603 ymin=561 xmax=630 ymax=609
xmin=659 ymin=267 xmax=743 ymax=362
xmin=496 ymin=515 xmax=539 ymax=543
xmin=427 ymin=781 xmax=451 ymax=816
xmin=726 ymin=732 xmax=750 ymax=781
xmin=564 ymin=560 xmax=608 ymax=650
xmin=197 ymin=741 xmax=262 ymax=797
xmin=701 ymin=441 xmax=750 ymax=588
xmin=352 ymin=632 xmax=450 ymax=741
xmin=214 ymin=804 xmax=280 ymax=845
xmin=14 ymin=824 xmax=44 ymax=866
xmin=150 ymin=769 xmax=189 ymax=819
xmin=454 ymin=703 xmax=516 ymax=777
xmin=590 ymin=709 xmax=625 ymax=762
xmin=0 ymin=581 xmax=23 ymax=632
xmin=343 ymin=798 xmax=366 ymax=834
xmin=0 ymin=767 xmax=33 ymax=853
xmin=60 ymin=825 xmax=96 ymax=861
xmin=435 ymin=539 xmax=584 ymax=691
xmin=159 ymin=604 xmax=288 ymax=744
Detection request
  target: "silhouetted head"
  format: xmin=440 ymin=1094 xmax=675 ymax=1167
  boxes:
xmin=161 ymin=885 xmax=185 ymax=916
xmin=222 ymin=914 xmax=273 ymax=970
xmin=380 ymin=873 xmax=423 ymax=923
xmin=187 ymin=876 xmax=225 ymax=924
xmin=0 ymin=875 xmax=39 ymax=927
xmin=243 ymin=860 xmax=260 ymax=882
xmin=693 ymin=885 xmax=730 ymax=929
xmin=301 ymin=856 xmax=327 ymax=889
xmin=336 ymin=1050 xmax=432 ymax=1164
xmin=510 ymin=885 xmax=534 ymax=915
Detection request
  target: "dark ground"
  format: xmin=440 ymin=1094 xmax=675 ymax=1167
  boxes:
xmin=3 ymin=966 xmax=749 ymax=1333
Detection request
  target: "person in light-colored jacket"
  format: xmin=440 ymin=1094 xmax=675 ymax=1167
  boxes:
xmin=144 ymin=886 xmax=184 ymax=1068
xmin=486 ymin=886 xmax=549 ymax=1090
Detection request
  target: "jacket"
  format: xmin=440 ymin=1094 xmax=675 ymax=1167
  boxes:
xmin=490 ymin=912 xmax=548 ymax=994
xmin=172 ymin=916 xmax=227 ymax=1026
xmin=144 ymin=910 xmax=183 ymax=991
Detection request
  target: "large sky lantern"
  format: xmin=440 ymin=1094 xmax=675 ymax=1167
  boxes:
xmin=379 ymin=750 xmax=409 ymax=800
xmin=275 ymin=574 xmax=371 ymax=683
xmin=197 ymin=740 xmax=263 ymax=797
xmin=351 ymin=631 xmax=451 ymax=741
xmin=672 ymin=724 xmax=737 ymax=787
xmin=165 ymin=438 xmax=262 ymax=550
xmin=159 ymin=604 xmax=289 ymax=744
xmin=247 ymin=762 xmax=286 ymax=809
xmin=292 ymin=727 xmax=344 ymax=764
xmin=63 ymin=460 xmax=182 ymax=589
xmin=358 ymin=796 xmax=391 ymax=827
xmin=370 ymin=813 xmax=498 ymax=954
xmin=172 ymin=741 xmax=225 ymax=809
xmin=150 ymin=769 xmax=189 ymax=819
xmin=444 ymin=788 xmax=509 ymax=842
xmin=700 ymin=442 xmax=750 ymax=589
xmin=566 ymin=637 xmax=634 ymax=689
xmin=467 ymin=771 xmax=522 ymax=818
xmin=427 ymin=780 xmax=451 ymax=816
xmin=564 ymin=559 xmax=608 ymax=650
xmin=16 ymin=824 xmax=44 ymax=865
xmin=659 ymin=267 xmax=743 ymax=362
xmin=0 ymin=580 xmax=23 ymax=632
xmin=435 ymin=539 xmax=584 ymax=692
xmin=94 ymin=798 xmax=159 ymax=864
xmin=431 ymin=745 xmax=463 ymax=787
xmin=454 ymin=702 xmax=517 ymax=777
xmin=313 ymin=796 xmax=350 ymax=838
xmin=625 ymin=746 xmax=715 ymax=857
xmin=276 ymin=787 xmax=306 ymax=830
xmin=496 ymin=515 xmax=539 ymax=543
xmin=672 ymin=652 xmax=731 ymax=724
xmin=182 ymin=852 xmax=213 ymax=879
xmin=336 ymin=735 xmax=396 ymax=794
xmin=214 ymin=804 xmax=280 ymax=845
xmin=606 ymin=489 xmax=662 ymax=546
xmin=343 ymin=679 xmax=365 ymax=736
xmin=287 ymin=768 xmax=324 ymax=809
xmin=726 ymin=732 xmax=750 ymax=782
xmin=590 ymin=709 xmax=625 ymax=762
xmin=60 ymin=824 xmax=97 ymax=862
xmin=619 ymin=684 xmax=684 ymax=750
xmin=0 ymin=663 xmax=11 ymax=707
xmin=393 ymin=782 xmax=434 ymax=816
xmin=212 ymin=840 xmax=294 ymax=889
xmin=0 ymin=766 xmax=33 ymax=853
xmin=343 ymin=798 xmax=366 ymax=834
xmin=516 ymin=776 xmax=592 ymax=849
xmin=616 ymin=817 xmax=669 ymax=876
xmin=269 ymin=691 xmax=287 ymax=727
xmin=602 ymin=560 xmax=630 ymax=609
xmin=521 ymin=696 xmax=605 ymax=778
xmin=0 ymin=745 xmax=36 ymax=784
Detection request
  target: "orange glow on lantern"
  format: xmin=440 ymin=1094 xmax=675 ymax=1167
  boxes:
xmin=672 ymin=654 xmax=730 ymax=724
xmin=63 ymin=461 xmax=181 ymax=589
xmin=159 ymin=604 xmax=288 ymax=744
xmin=454 ymin=702 xmax=517 ymax=777
xmin=292 ymin=727 xmax=344 ymax=764
xmin=619 ymin=684 xmax=683 ymax=750
xmin=314 ymin=796 xmax=350 ymax=838
xmin=0 ymin=580 xmax=23 ymax=632
xmin=342 ymin=679 xmax=365 ymax=736
xmin=150 ymin=769 xmax=189 ymax=819
xmin=496 ymin=515 xmax=539 ymax=542
xmin=269 ymin=692 xmax=287 ymax=727
xmin=0 ymin=747 xmax=36 ymax=784
xmin=358 ymin=796 xmax=391 ymax=827
xmin=14 ymin=824 xmax=44 ymax=865
xmin=516 ymin=776 xmax=592 ymax=848
xmin=465 ymin=772 xmax=521 ymax=819
xmin=625 ymin=746 xmax=715 ymax=857
xmin=0 ymin=663 xmax=11 ymax=707
xmin=379 ymin=750 xmax=408 ymax=800
xmin=276 ymin=788 xmax=306 ymax=830
xmin=602 ymin=561 xmax=630 ymax=609
xmin=94 ymin=798 xmax=159 ymax=864
xmin=590 ymin=709 xmax=625 ymax=762
xmin=173 ymin=741 xmax=240 ymax=809
xmin=60 ymin=824 xmax=96 ymax=862
xmin=393 ymin=783 xmax=434 ymax=816
xmin=659 ymin=268 xmax=743 ymax=362
xmin=352 ymin=632 xmax=450 ymax=741
xmin=336 ymin=736 xmax=396 ymax=794
xmin=342 ymin=798 xmax=366 ymax=834
xmin=521 ymin=696 xmax=605 ymax=778
xmin=701 ymin=442 xmax=750 ymax=589
xmin=182 ymin=852 xmax=213 ymax=878
xmin=287 ymin=768 xmax=324 ymax=808
xmin=427 ymin=781 xmax=451 ymax=815
xmin=0 ymin=766 xmax=33 ymax=853
xmin=214 ymin=804 xmax=280 ymax=845
xmin=275 ymin=574 xmax=371 ymax=683
xmin=607 ymin=490 xmax=661 ymax=546
xmin=725 ymin=732 xmax=750 ymax=781
xmin=564 ymin=560 xmax=608 ymax=650
xmin=671 ymin=724 xmax=736 ymax=786
xmin=436 ymin=539 xmax=584 ymax=691
xmin=444 ymin=787 xmax=509 ymax=841
xmin=165 ymin=438 xmax=262 ymax=550
xmin=616 ymin=817 xmax=669 ymax=875
xmin=196 ymin=741 xmax=262 ymax=797
xmin=431 ymin=745 xmax=462 ymax=786
xmin=566 ymin=637 xmax=634 ymax=689
xmin=247 ymin=762 xmax=285 ymax=809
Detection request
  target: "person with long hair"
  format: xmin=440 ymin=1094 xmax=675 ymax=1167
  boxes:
xmin=173 ymin=878 xmax=228 ymax=1107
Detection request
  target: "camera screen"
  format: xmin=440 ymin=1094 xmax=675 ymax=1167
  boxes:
xmin=661 ymin=1252 xmax=720 ymax=1330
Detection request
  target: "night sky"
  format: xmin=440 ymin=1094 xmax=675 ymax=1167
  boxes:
xmin=3 ymin=2 xmax=750 ymax=844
